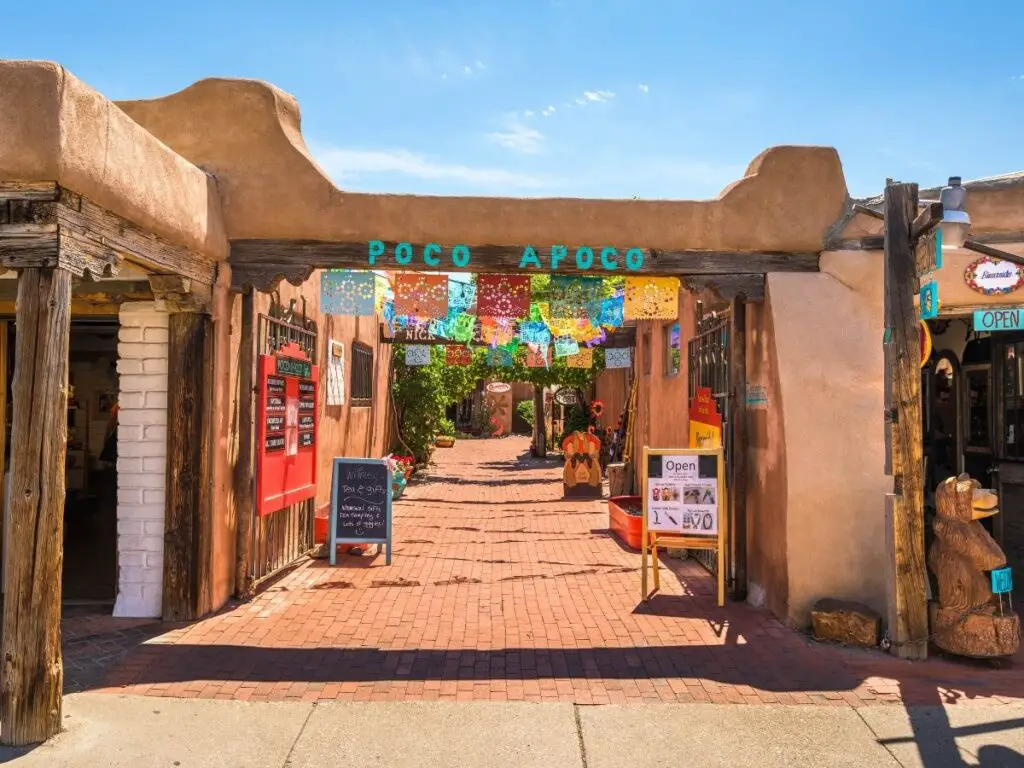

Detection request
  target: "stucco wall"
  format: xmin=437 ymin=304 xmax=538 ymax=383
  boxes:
xmin=768 ymin=259 xmax=889 ymax=626
xmin=745 ymin=297 xmax=788 ymax=617
xmin=216 ymin=271 xmax=393 ymax=610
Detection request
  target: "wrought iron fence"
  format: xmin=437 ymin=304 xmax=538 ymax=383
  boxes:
xmin=686 ymin=307 xmax=731 ymax=576
xmin=252 ymin=302 xmax=318 ymax=586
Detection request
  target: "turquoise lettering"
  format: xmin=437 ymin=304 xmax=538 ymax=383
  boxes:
xmin=368 ymin=239 xmax=385 ymax=265
xmin=600 ymin=247 xmax=618 ymax=270
xmin=519 ymin=246 xmax=542 ymax=269
xmin=423 ymin=242 xmax=442 ymax=267
xmin=575 ymin=247 xmax=594 ymax=270
xmin=451 ymin=245 xmax=471 ymax=267
xmin=395 ymin=242 xmax=413 ymax=265
xmin=550 ymin=245 xmax=567 ymax=270
xmin=625 ymin=248 xmax=644 ymax=270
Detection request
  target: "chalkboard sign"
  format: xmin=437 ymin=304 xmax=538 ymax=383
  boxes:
xmin=329 ymin=458 xmax=392 ymax=566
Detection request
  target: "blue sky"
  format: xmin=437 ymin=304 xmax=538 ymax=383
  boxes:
xmin=2 ymin=1 xmax=1021 ymax=199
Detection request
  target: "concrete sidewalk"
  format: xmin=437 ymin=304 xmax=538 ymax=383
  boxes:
xmin=3 ymin=694 xmax=1022 ymax=767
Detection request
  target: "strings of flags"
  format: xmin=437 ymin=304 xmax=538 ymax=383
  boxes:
xmin=321 ymin=270 xmax=680 ymax=370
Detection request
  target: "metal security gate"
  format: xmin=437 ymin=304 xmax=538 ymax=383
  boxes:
xmin=252 ymin=301 xmax=318 ymax=585
xmin=687 ymin=306 xmax=731 ymax=578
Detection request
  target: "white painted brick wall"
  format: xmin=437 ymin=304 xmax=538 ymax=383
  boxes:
xmin=113 ymin=302 xmax=169 ymax=618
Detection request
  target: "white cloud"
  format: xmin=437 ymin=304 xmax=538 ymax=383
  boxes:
xmin=524 ymin=109 xmax=535 ymax=118
xmin=582 ymin=89 xmax=615 ymax=102
xmin=474 ymin=60 xmax=485 ymax=70
xmin=486 ymin=115 xmax=545 ymax=154
xmin=314 ymin=147 xmax=555 ymax=190
xmin=542 ymin=105 xmax=555 ymax=116
xmin=638 ymin=83 xmax=649 ymax=93
xmin=463 ymin=65 xmax=472 ymax=74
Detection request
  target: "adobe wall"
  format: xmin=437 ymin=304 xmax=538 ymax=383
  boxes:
xmin=211 ymin=269 xmax=392 ymax=612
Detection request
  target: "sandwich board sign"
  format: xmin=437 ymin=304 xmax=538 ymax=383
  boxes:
xmin=329 ymin=457 xmax=392 ymax=565
xmin=641 ymin=446 xmax=726 ymax=606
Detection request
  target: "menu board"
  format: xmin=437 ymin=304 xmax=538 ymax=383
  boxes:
xmin=255 ymin=344 xmax=319 ymax=516
xmin=645 ymin=453 xmax=719 ymax=535
xmin=330 ymin=458 xmax=393 ymax=566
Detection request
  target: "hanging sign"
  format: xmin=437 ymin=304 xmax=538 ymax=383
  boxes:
xmin=915 ymin=227 xmax=942 ymax=278
xmin=919 ymin=280 xmax=939 ymax=320
xmin=688 ymin=387 xmax=722 ymax=449
xmin=641 ymin=447 xmax=726 ymax=606
xmin=553 ymin=387 xmax=579 ymax=407
xmin=366 ymin=240 xmax=646 ymax=272
xmin=973 ymin=308 xmax=1024 ymax=333
xmin=964 ymin=256 xmax=1024 ymax=296
xmin=920 ymin=320 xmax=932 ymax=369
xmin=256 ymin=342 xmax=319 ymax=516
xmin=329 ymin=458 xmax=392 ymax=566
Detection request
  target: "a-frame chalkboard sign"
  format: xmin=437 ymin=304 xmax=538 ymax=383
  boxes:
xmin=329 ymin=457 xmax=393 ymax=565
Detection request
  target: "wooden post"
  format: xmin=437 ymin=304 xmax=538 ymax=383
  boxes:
xmin=729 ymin=296 xmax=748 ymax=601
xmin=532 ymin=386 xmax=547 ymax=458
xmin=234 ymin=289 xmax=256 ymax=598
xmin=1 ymin=268 xmax=72 ymax=745
xmin=155 ymin=277 xmax=215 ymax=622
xmin=883 ymin=182 xmax=929 ymax=660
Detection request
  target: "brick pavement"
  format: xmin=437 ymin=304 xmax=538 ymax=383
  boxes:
xmin=82 ymin=436 xmax=1022 ymax=706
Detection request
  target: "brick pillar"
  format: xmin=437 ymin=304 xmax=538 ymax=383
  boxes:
xmin=113 ymin=301 xmax=170 ymax=618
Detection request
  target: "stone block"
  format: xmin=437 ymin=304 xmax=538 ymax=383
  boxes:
xmin=811 ymin=598 xmax=881 ymax=647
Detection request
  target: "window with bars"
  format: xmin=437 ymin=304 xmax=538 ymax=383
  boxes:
xmin=351 ymin=343 xmax=373 ymax=405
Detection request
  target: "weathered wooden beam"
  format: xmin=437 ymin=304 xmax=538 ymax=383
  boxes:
xmin=853 ymin=203 xmax=885 ymax=220
xmin=0 ymin=184 xmax=217 ymax=284
xmin=883 ymin=181 xmax=929 ymax=661
xmin=0 ymin=279 xmax=152 ymax=301
xmin=0 ymin=267 xmax=72 ymax=746
xmin=910 ymin=201 xmax=943 ymax=240
xmin=962 ymin=239 xmax=1024 ymax=268
xmin=149 ymin=274 xmax=213 ymax=312
xmin=228 ymin=240 xmax=818 ymax=289
xmin=684 ymin=274 xmax=765 ymax=301
xmin=234 ymin=289 xmax=256 ymax=599
xmin=163 ymin=309 xmax=215 ymax=622
xmin=0 ymin=181 xmax=59 ymax=202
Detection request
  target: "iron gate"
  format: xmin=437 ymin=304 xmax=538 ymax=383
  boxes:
xmin=252 ymin=300 xmax=318 ymax=585
xmin=687 ymin=306 xmax=731 ymax=577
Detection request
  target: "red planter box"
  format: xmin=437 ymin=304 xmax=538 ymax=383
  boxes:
xmin=608 ymin=495 xmax=644 ymax=550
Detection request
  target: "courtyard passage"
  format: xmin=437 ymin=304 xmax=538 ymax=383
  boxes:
xmin=77 ymin=436 xmax=1021 ymax=706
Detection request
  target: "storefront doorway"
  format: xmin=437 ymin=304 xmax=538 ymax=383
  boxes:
xmin=1 ymin=318 xmax=120 ymax=605
xmin=923 ymin=317 xmax=1022 ymax=597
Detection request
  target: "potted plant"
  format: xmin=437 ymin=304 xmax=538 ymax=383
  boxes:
xmin=435 ymin=416 xmax=456 ymax=447
xmin=608 ymin=495 xmax=644 ymax=550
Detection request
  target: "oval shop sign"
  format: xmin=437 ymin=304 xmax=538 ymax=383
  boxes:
xmin=964 ymin=255 xmax=1024 ymax=296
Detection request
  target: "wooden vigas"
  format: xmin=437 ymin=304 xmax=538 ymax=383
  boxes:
xmin=562 ymin=430 xmax=602 ymax=497
xmin=927 ymin=474 xmax=1020 ymax=658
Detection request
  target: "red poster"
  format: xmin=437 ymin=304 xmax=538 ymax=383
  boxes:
xmin=688 ymin=387 xmax=722 ymax=427
xmin=256 ymin=342 xmax=319 ymax=516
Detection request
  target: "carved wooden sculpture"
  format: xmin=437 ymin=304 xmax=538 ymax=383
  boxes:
xmin=927 ymin=474 xmax=1020 ymax=658
xmin=562 ymin=430 xmax=602 ymax=497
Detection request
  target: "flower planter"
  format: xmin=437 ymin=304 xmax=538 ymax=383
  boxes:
xmin=314 ymin=515 xmax=329 ymax=545
xmin=435 ymin=437 xmax=455 ymax=448
xmin=608 ymin=495 xmax=644 ymax=550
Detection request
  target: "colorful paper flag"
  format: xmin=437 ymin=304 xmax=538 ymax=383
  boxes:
xmin=566 ymin=348 xmax=594 ymax=368
xmin=395 ymin=274 xmax=449 ymax=319
xmin=624 ymin=277 xmax=679 ymax=320
xmin=448 ymin=279 xmax=476 ymax=313
xmin=526 ymin=344 xmax=552 ymax=368
xmin=599 ymin=296 xmax=624 ymax=327
xmin=549 ymin=276 xmax=604 ymax=319
xmin=605 ymin=347 xmax=632 ymax=369
xmin=449 ymin=313 xmax=476 ymax=343
xmin=477 ymin=274 xmax=531 ymax=318
xmin=518 ymin=320 xmax=552 ymax=346
xmin=487 ymin=347 xmax=513 ymax=367
xmin=553 ymin=335 xmax=580 ymax=358
xmin=445 ymin=345 xmax=473 ymax=366
xmin=405 ymin=345 xmax=432 ymax=366
xmin=320 ymin=270 xmax=377 ymax=316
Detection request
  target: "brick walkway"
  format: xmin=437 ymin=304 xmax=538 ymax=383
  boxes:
xmin=85 ymin=436 xmax=1021 ymax=706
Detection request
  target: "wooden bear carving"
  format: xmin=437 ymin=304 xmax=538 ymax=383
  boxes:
xmin=927 ymin=474 xmax=1019 ymax=658
xmin=562 ymin=430 xmax=602 ymax=496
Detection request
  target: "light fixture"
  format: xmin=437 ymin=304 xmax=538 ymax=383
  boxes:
xmin=939 ymin=176 xmax=970 ymax=249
